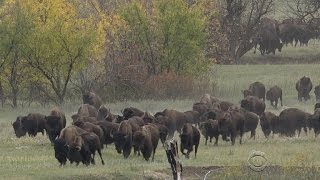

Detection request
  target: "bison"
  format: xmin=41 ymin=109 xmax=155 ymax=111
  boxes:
xmin=155 ymin=109 xmax=187 ymax=137
xmin=312 ymin=108 xmax=320 ymax=137
xmin=97 ymin=105 xmax=117 ymax=122
xmin=218 ymin=110 xmax=244 ymax=145
xmin=243 ymin=82 xmax=266 ymax=101
xmin=45 ymin=107 xmax=66 ymax=144
xmin=266 ymin=85 xmax=283 ymax=108
xmin=12 ymin=116 xmax=27 ymax=138
xmin=122 ymin=107 xmax=145 ymax=120
xmin=240 ymin=96 xmax=266 ymax=116
xmin=20 ymin=113 xmax=46 ymax=137
xmin=278 ymin=108 xmax=311 ymax=137
xmin=184 ymin=110 xmax=200 ymax=127
xmin=296 ymin=76 xmax=312 ymax=101
xmin=260 ymin=112 xmax=279 ymax=138
xmin=82 ymin=92 xmax=103 ymax=110
xmin=113 ymin=120 xmax=134 ymax=158
xmin=314 ymin=85 xmax=320 ymax=102
xmin=241 ymin=109 xmax=259 ymax=140
xmin=95 ymin=121 xmax=119 ymax=147
xmin=72 ymin=121 xmax=104 ymax=149
xmin=179 ymin=123 xmax=200 ymax=159
xmin=77 ymin=104 xmax=98 ymax=118
xmin=132 ymin=124 xmax=160 ymax=161
xmin=199 ymin=119 xmax=220 ymax=145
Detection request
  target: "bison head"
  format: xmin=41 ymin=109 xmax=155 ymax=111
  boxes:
xmin=45 ymin=115 xmax=61 ymax=143
xmin=242 ymin=90 xmax=253 ymax=98
xmin=300 ymin=76 xmax=311 ymax=89
xmin=158 ymin=126 xmax=169 ymax=144
xmin=97 ymin=105 xmax=110 ymax=121
xmin=12 ymin=116 xmax=26 ymax=138
xmin=132 ymin=131 xmax=145 ymax=149
xmin=82 ymin=92 xmax=93 ymax=104
xmin=113 ymin=132 xmax=130 ymax=154
xmin=217 ymin=112 xmax=232 ymax=135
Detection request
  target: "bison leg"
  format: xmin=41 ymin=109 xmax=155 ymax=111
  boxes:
xmin=214 ymin=135 xmax=218 ymax=146
xmin=250 ymin=130 xmax=256 ymax=140
xmin=275 ymin=99 xmax=278 ymax=108
xmin=152 ymin=148 xmax=156 ymax=162
xmin=280 ymin=96 xmax=283 ymax=106
xmin=97 ymin=149 xmax=105 ymax=165
xmin=209 ymin=136 xmax=213 ymax=143
xmin=204 ymin=136 xmax=208 ymax=145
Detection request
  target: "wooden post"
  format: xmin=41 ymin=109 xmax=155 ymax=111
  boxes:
xmin=165 ymin=139 xmax=182 ymax=180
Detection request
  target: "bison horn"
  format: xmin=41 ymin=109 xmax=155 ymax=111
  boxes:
xmin=109 ymin=130 xmax=114 ymax=138
xmin=76 ymin=146 xmax=81 ymax=151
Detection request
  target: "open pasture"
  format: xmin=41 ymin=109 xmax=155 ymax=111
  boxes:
xmin=2 ymin=64 xmax=320 ymax=179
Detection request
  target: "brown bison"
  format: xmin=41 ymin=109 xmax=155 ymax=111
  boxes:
xmin=296 ymin=76 xmax=312 ymax=101
xmin=241 ymin=109 xmax=259 ymax=139
xmin=132 ymin=124 xmax=160 ymax=161
xmin=219 ymin=101 xmax=234 ymax=111
xmin=314 ymin=85 xmax=320 ymax=102
xmin=20 ymin=113 xmax=46 ymax=137
xmin=82 ymin=92 xmax=103 ymax=110
xmin=243 ymin=82 xmax=266 ymax=101
xmin=155 ymin=109 xmax=187 ymax=137
xmin=57 ymin=125 xmax=105 ymax=166
xmin=45 ymin=107 xmax=66 ymax=144
xmin=218 ymin=110 xmax=245 ymax=145
xmin=72 ymin=115 xmax=98 ymax=124
xmin=149 ymin=123 xmax=169 ymax=146
xmin=192 ymin=102 xmax=212 ymax=116
xmin=122 ymin=107 xmax=145 ymax=120
xmin=77 ymin=104 xmax=98 ymax=118
xmin=260 ymin=112 xmax=279 ymax=138
xmin=72 ymin=121 xmax=104 ymax=149
xmin=199 ymin=94 xmax=220 ymax=107
xmin=184 ymin=110 xmax=200 ymax=126
xmin=113 ymin=120 xmax=133 ymax=158
xmin=97 ymin=105 xmax=117 ymax=122
xmin=240 ymin=96 xmax=266 ymax=116
xmin=179 ymin=123 xmax=200 ymax=159
xmin=95 ymin=121 xmax=119 ymax=147
xmin=278 ymin=108 xmax=311 ymax=137
xmin=12 ymin=116 xmax=27 ymax=138
xmin=199 ymin=119 xmax=220 ymax=145
xmin=266 ymin=85 xmax=283 ymax=108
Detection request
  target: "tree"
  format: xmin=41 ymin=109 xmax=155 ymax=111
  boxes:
xmin=0 ymin=0 xmax=34 ymax=108
xmin=20 ymin=0 xmax=98 ymax=104
xmin=206 ymin=0 xmax=274 ymax=64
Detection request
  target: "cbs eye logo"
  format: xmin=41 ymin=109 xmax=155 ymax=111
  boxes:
xmin=247 ymin=150 xmax=268 ymax=172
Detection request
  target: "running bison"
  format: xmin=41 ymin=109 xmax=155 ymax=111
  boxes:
xmin=296 ymin=76 xmax=312 ymax=101
xmin=132 ymin=124 xmax=160 ymax=161
xmin=218 ymin=110 xmax=245 ymax=145
xmin=266 ymin=85 xmax=283 ymax=108
xmin=199 ymin=119 xmax=220 ymax=145
xmin=179 ymin=123 xmax=200 ymax=159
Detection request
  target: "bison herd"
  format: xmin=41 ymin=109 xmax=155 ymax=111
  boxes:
xmin=10 ymin=78 xmax=320 ymax=166
xmin=252 ymin=17 xmax=320 ymax=55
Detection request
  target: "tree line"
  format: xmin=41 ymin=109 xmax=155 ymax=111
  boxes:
xmin=0 ymin=0 xmax=318 ymax=108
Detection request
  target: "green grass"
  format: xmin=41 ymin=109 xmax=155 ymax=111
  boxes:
xmin=2 ymin=64 xmax=320 ymax=179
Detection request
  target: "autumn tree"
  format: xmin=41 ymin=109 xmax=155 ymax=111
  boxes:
xmin=19 ymin=0 xmax=98 ymax=104
xmin=206 ymin=0 xmax=274 ymax=64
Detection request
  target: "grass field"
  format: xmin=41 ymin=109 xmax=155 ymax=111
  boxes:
xmin=2 ymin=62 xmax=320 ymax=179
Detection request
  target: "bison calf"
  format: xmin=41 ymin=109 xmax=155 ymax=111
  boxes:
xmin=266 ymin=85 xmax=283 ymax=108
